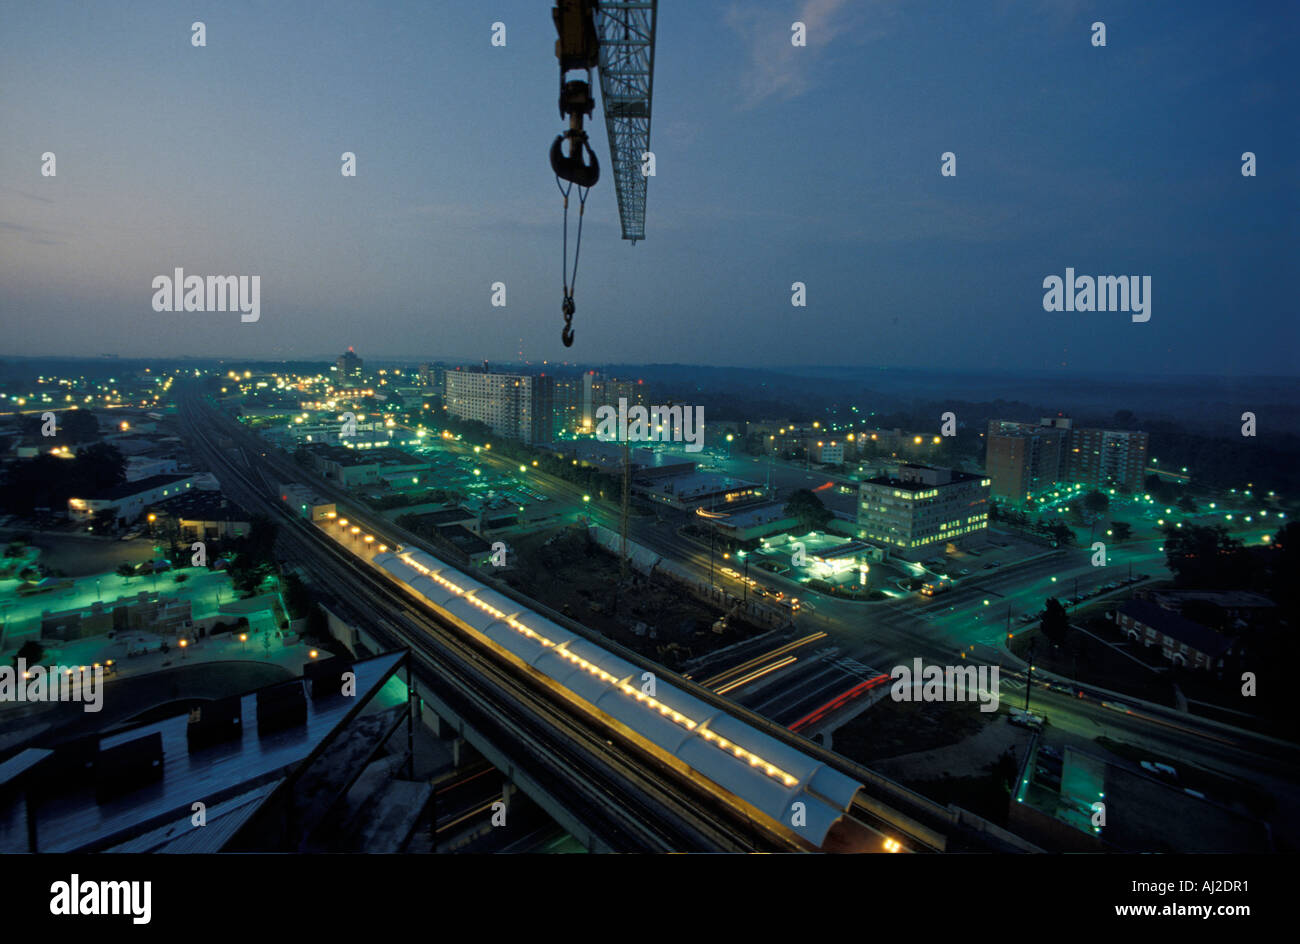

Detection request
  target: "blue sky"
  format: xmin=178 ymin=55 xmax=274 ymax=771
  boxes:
xmin=1 ymin=0 xmax=1296 ymax=375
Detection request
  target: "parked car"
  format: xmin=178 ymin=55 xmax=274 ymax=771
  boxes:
xmin=1141 ymin=760 xmax=1178 ymax=779
xmin=1009 ymin=707 xmax=1045 ymax=729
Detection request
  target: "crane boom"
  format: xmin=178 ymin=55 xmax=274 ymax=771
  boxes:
xmin=594 ymin=0 xmax=657 ymax=243
xmin=548 ymin=1 xmax=657 ymax=346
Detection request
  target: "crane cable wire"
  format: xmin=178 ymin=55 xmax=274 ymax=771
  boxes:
xmin=556 ymin=173 xmax=590 ymax=347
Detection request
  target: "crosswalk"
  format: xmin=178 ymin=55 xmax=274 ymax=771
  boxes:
xmin=832 ymin=657 xmax=882 ymax=680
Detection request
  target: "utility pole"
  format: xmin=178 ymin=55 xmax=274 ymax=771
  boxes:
xmin=709 ymin=527 xmax=715 ymax=596
xmin=1025 ymin=643 xmax=1035 ymax=713
xmin=620 ymin=436 xmax=629 ymax=585
xmin=742 ymin=552 xmax=749 ymax=608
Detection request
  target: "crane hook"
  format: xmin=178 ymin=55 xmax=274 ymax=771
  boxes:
xmin=562 ymin=296 xmax=575 ymax=347
xmin=550 ymin=130 xmax=600 ymax=188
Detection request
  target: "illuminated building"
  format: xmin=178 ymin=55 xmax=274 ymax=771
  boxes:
xmin=444 ymin=370 xmax=554 ymax=443
xmin=857 ymin=464 xmax=990 ymax=560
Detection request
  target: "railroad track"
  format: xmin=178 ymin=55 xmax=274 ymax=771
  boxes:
xmin=177 ymin=389 xmax=789 ymax=852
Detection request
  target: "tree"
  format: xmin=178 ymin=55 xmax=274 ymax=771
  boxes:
xmin=116 ymin=562 xmax=135 ymax=578
xmin=1143 ymin=473 xmax=1175 ymax=505
xmin=1040 ymin=598 xmax=1069 ymax=646
xmin=783 ymin=489 xmax=833 ymax=532
xmin=1046 ymin=521 xmax=1075 ymax=546
xmin=1163 ymin=524 xmax=1248 ymax=587
xmin=60 ymin=410 xmax=101 ymax=443
xmin=1110 ymin=521 xmax=1133 ymax=542
xmin=1177 ymin=495 xmax=1198 ymax=514
xmin=15 ymin=639 xmax=45 ymax=667
xmin=1083 ymin=490 xmax=1109 ymax=514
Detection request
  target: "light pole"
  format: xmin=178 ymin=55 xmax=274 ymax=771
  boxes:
xmin=239 ymin=632 xmax=247 ymax=653
xmin=739 ymin=550 xmax=749 ymax=607
xmin=709 ymin=526 xmax=716 ymax=595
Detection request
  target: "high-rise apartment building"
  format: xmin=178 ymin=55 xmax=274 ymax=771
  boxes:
xmin=857 ymin=464 xmax=990 ymax=559
xmin=984 ymin=416 xmax=1149 ymax=500
xmin=551 ymin=375 xmax=584 ymax=437
xmin=444 ymin=370 xmax=554 ymax=443
xmin=581 ymin=371 xmax=649 ymax=430
xmin=1065 ymin=427 xmax=1149 ymax=493
xmin=984 ymin=418 xmax=1071 ymax=501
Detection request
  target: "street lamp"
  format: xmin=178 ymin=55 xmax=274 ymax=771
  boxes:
xmin=179 ymin=638 xmax=188 ymax=661
xmin=240 ymin=632 xmax=248 ymax=653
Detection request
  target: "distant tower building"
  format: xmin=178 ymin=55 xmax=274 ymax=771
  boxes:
xmin=336 ymin=347 xmax=363 ymax=381
xmin=581 ymin=371 xmax=650 ymax=430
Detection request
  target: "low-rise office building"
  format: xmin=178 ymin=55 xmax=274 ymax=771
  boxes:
xmin=857 ymin=464 xmax=990 ymax=560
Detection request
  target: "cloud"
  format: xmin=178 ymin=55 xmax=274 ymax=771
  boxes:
xmin=725 ymin=0 xmax=874 ymax=108
xmin=0 ymin=186 xmax=55 ymax=206
xmin=0 ymin=219 xmax=66 ymax=246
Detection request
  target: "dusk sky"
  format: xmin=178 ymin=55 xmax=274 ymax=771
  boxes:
xmin=2 ymin=0 xmax=1296 ymax=374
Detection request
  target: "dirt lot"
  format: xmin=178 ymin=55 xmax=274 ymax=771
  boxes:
xmin=502 ymin=526 xmax=766 ymax=669
xmin=3 ymin=529 xmax=150 ymax=577
xmin=830 ymin=699 xmax=1025 ymax=823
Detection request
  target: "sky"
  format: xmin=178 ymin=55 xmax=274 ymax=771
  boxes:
xmin=1 ymin=0 xmax=1297 ymax=375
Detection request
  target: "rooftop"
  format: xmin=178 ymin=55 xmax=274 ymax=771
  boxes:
xmin=82 ymin=473 xmax=195 ymax=501
xmin=153 ymin=489 xmax=250 ymax=521
xmin=863 ymin=464 xmax=984 ymax=491
xmin=1119 ymin=599 xmax=1234 ymax=656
